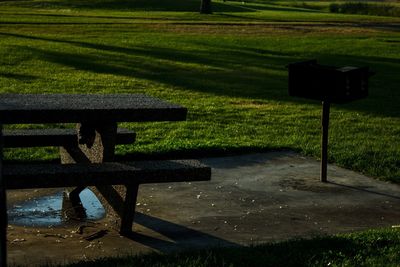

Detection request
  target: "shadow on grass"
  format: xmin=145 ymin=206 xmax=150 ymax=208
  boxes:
xmin=125 ymin=212 xmax=240 ymax=253
xmin=1 ymin=0 xmax=325 ymax=13
xmin=1 ymin=31 xmax=399 ymax=118
xmin=0 ymin=71 xmax=37 ymax=81
xmin=60 ymin=229 xmax=400 ymax=266
xmin=0 ymin=12 xmax=178 ymax=21
xmin=2 ymin=0 xmax=262 ymax=12
xmin=1 ymin=32 xmax=292 ymax=99
xmin=216 ymin=233 xmax=400 ymax=266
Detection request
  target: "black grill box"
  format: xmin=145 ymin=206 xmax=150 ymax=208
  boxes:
xmin=288 ymin=60 xmax=373 ymax=103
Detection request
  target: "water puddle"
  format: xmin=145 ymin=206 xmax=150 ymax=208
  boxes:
xmin=8 ymin=188 xmax=105 ymax=227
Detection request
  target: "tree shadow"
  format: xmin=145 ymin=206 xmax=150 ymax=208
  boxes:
xmin=2 ymin=0 xmax=325 ymax=13
xmin=0 ymin=12 xmax=169 ymax=21
xmin=124 ymin=212 xmax=240 ymax=253
xmin=3 ymin=0 xmax=265 ymax=13
xmin=2 ymin=31 xmax=399 ymax=118
xmin=0 ymin=71 xmax=37 ymax=81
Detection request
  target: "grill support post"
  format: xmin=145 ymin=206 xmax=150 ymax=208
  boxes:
xmin=321 ymin=101 xmax=330 ymax=183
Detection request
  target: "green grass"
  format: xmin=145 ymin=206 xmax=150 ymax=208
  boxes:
xmin=1 ymin=0 xmax=399 ymax=183
xmin=35 ymin=228 xmax=400 ymax=266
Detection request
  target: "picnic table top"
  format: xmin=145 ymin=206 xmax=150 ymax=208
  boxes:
xmin=0 ymin=94 xmax=187 ymax=124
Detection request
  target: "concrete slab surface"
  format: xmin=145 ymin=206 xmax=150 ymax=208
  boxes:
xmin=7 ymin=151 xmax=400 ymax=266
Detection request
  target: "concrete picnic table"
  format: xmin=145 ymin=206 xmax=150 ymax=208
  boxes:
xmin=0 ymin=93 xmax=189 ymax=267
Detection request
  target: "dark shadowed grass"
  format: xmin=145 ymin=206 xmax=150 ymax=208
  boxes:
xmin=0 ymin=0 xmax=249 ymax=12
xmin=330 ymin=2 xmax=400 ymax=17
xmin=30 ymin=228 xmax=400 ymax=267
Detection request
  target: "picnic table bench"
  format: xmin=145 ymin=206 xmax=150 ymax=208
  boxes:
xmin=0 ymin=94 xmax=211 ymax=266
xmin=2 ymin=127 xmax=136 ymax=148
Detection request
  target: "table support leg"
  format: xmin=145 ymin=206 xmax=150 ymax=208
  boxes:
xmin=59 ymin=122 xmax=138 ymax=234
xmin=321 ymin=101 xmax=330 ymax=183
xmin=94 ymin=184 xmax=139 ymax=235
xmin=0 ymin=124 xmax=7 ymax=267
xmin=61 ymin=186 xmax=87 ymax=221
xmin=60 ymin=123 xmax=118 ymax=221
xmin=120 ymin=184 xmax=139 ymax=235
xmin=60 ymin=145 xmax=91 ymax=220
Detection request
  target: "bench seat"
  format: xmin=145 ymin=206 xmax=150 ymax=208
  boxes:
xmin=3 ymin=159 xmax=211 ymax=189
xmin=2 ymin=128 xmax=211 ymax=234
xmin=3 ymin=128 xmax=136 ymax=148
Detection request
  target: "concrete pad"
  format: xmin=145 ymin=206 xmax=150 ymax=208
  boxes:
xmin=7 ymin=151 xmax=400 ymax=266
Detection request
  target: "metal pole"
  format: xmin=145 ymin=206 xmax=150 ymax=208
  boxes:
xmin=321 ymin=101 xmax=330 ymax=183
xmin=0 ymin=123 xmax=6 ymax=267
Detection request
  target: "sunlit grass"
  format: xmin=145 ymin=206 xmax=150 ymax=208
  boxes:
xmin=0 ymin=0 xmax=399 ymax=184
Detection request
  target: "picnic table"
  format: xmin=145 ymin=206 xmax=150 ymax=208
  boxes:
xmin=0 ymin=93 xmax=211 ymax=266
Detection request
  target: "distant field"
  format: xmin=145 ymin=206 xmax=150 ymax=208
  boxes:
xmin=225 ymin=0 xmax=400 ymax=17
xmin=0 ymin=0 xmax=399 ymax=183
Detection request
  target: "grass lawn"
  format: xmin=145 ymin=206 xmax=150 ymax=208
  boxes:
xmin=38 ymin=228 xmax=400 ymax=266
xmin=1 ymin=0 xmax=400 ymax=265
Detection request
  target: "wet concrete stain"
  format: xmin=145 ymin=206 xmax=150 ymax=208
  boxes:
xmin=8 ymin=189 xmax=105 ymax=227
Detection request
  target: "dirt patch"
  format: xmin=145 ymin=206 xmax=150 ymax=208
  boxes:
xmin=142 ymin=22 xmax=392 ymax=35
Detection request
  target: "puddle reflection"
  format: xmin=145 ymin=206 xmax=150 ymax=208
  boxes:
xmin=8 ymin=188 xmax=105 ymax=226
